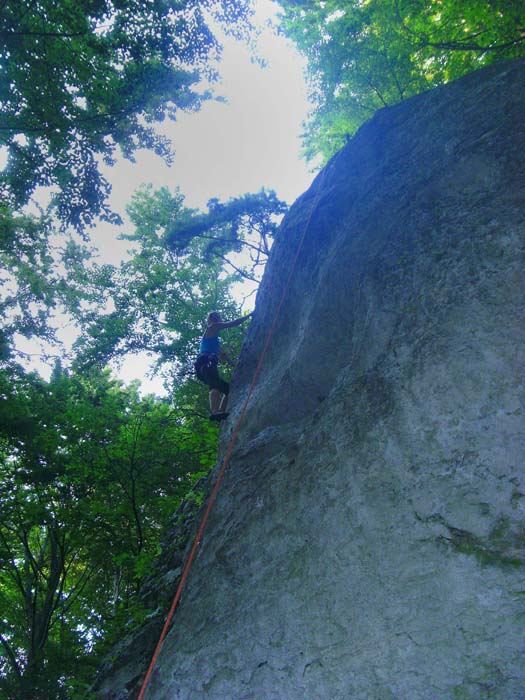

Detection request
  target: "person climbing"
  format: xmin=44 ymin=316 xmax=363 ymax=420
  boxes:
xmin=194 ymin=310 xmax=253 ymax=421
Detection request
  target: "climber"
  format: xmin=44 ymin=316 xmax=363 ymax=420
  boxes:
xmin=194 ymin=310 xmax=253 ymax=421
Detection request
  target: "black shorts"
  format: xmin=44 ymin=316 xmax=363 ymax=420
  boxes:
xmin=194 ymin=354 xmax=229 ymax=395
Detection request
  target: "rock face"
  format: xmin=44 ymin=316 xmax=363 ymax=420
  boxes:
xmin=96 ymin=59 xmax=525 ymax=700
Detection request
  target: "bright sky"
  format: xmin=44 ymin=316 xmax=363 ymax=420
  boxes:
xmin=14 ymin=1 xmax=315 ymax=395
xmin=94 ymin=1 xmax=313 ymax=393
xmin=93 ymin=0 xmax=313 ymax=262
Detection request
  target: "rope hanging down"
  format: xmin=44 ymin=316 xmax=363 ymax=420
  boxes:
xmin=137 ymin=170 xmax=327 ymax=700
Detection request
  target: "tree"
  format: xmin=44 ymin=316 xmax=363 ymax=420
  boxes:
xmin=278 ymin=0 xmax=525 ymax=161
xmin=0 ymin=204 xmax=112 ymax=363
xmin=0 ymin=0 xmax=252 ymax=229
xmin=72 ymin=185 xmax=263 ymax=393
xmin=0 ymin=205 xmax=57 ymax=354
xmin=0 ymin=184 xmax=253 ymax=694
xmin=0 ymin=362 xmax=216 ymax=699
xmin=166 ymin=188 xmax=288 ymax=282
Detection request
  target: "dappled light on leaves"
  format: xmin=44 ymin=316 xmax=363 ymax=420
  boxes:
xmin=278 ymin=0 xmax=525 ymax=161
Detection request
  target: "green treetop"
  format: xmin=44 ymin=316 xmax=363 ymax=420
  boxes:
xmin=0 ymin=0 xmax=252 ymax=230
xmin=278 ymin=0 xmax=525 ymax=162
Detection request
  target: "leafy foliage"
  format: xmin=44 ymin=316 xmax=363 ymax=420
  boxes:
xmin=278 ymin=0 xmax=525 ymax=161
xmin=0 ymin=203 xmax=114 ymax=367
xmin=72 ymin=185 xmax=257 ymax=391
xmin=0 ymin=362 xmax=216 ymax=699
xmin=0 ymin=201 xmax=242 ymax=692
xmin=0 ymin=205 xmax=57 ymax=350
xmin=0 ymin=0 xmax=252 ymax=229
xmin=166 ymin=189 xmax=288 ymax=281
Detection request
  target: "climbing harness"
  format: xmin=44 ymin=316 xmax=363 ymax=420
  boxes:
xmin=194 ymin=351 xmax=218 ymax=383
xmin=137 ymin=169 xmax=327 ymax=700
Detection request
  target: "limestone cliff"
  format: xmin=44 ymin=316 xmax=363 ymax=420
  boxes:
xmin=95 ymin=59 xmax=525 ymax=700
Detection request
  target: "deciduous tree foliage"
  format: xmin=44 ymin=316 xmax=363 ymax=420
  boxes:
xmin=0 ymin=204 xmax=112 ymax=361
xmin=71 ymin=184 xmax=248 ymax=389
xmin=0 ymin=362 xmax=216 ymax=699
xmin=0 ymin=186 xmax=260 ymax=700
xmin=278 ymin=0 xmax=525 ymax=161
xmin=0 ymin=0 xmax=252 ymax=229
xmin=0 ymin=200 xmax=255 ymax=695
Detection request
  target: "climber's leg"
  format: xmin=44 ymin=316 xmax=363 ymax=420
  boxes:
xmin=210 ymin=389 xmax=229 ymax=420
xmin=200 ymin=360 xmax=230 ymax=420
xmin=209 ymin=374 xmax=229 ymax=419
xmin=209 ymin=388 xmax=222 ymax=414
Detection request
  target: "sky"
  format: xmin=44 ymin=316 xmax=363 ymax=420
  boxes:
xmin=93 ymin=1 xmax=314 ymax=263
xmin=91 ymin=1 xmax=315 ymax=393
xmin=13 ymin=1 xmax=315 ymax=395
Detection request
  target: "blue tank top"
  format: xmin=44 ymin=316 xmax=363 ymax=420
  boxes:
xmin=199 ymin=335 xmax=220 ymax=354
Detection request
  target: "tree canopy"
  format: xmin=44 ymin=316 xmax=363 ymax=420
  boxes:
xmin=278 ymin=0 xmax=525 ymax=161
xmin=0 ymin=192 xmax=251 ymax=693
xmin=0 ymin=203 xmax=110 ymax=362
xmin=0 ymin=362 xmax=217 ymax=699
xmin=0 ymin=0 xmax=252 ymax=229
xmin=165 ymin=188 xmax=288 ymax=281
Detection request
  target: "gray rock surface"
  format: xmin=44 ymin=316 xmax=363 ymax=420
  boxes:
xmin=95 ymin=59 xmax=525 ymax=700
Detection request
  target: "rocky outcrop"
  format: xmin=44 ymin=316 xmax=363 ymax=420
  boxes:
xmin=95 ymin=59 xmax=525 ymax=700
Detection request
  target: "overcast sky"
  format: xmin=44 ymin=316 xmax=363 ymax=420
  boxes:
xmin=93 ymin=0 xmax=314 ymax=262
xmin=94 ymin=1 xmax=315 ymax=393
xmin=12 ymin=1 xmax=315 ymax=394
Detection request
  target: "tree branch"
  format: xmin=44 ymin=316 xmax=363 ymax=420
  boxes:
xmin=394 ymin=0 xmax=525 ymax=53
xmin=216 ymin=253 xmax=258 ymax=282
xmin=0 ymin=633 xmax=22 ymax=678
xmin=0 ymin=29 xmax=88 ymax=38
xmin=0 ymin=528 xmax=26 ymax=597
xmin=416 ymin=36 xmax=525 ymax=52
xmin=191 ymin=232 xmax=269 ymax=256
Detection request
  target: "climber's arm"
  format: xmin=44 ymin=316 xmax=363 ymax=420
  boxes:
xmin=215 ymin=312 xmax=253 ymax=331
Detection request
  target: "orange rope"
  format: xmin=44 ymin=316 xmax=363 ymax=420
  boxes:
xmin=137 ymin=170 xmax=326 ymax=700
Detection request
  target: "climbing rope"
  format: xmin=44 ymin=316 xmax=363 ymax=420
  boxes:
xmin=137 ymin=169 xmax=327 ymax=700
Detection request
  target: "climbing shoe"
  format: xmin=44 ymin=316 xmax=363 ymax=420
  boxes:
xmin=209 ymin=412 xmax=229 ymax=422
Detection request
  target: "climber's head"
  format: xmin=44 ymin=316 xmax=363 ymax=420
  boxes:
xmin=207 ymin=311 xmax=221 ymax=326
